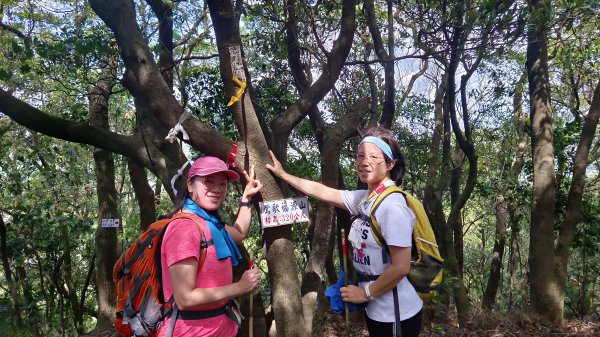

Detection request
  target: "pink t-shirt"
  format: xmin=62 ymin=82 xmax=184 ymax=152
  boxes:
xmin=157 ymin=214 xmax=237 ymax=337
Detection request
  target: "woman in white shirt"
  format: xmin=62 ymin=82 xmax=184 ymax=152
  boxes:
xmin=266 ymin=125 xmax=422 ymax=337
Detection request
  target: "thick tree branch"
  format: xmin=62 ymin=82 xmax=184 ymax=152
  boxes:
xmin=0 ymin=5 xmax=32 ymax=48
xmin=364 ymin=0 xmax=395 ymax=127
xmin=363 ymin=0 xmax=390 ymax=60
xmin=557 ymin=79 xmax=600 ymax=267
xmin=0 ymin=89 xmax=178 ymax=181
xmin=0 ymin=215 xmax=23 ymax=328
xmin=397 ymin=59 xmax=429 ymax=108
xmin=89 ymin=0 xmax=233 ymax=161
xmin=285 ymin=0 xmax=311 ymax=93
xmin=271 ymin=0 xmax=356 ymax=159
xmin=1 ymin=90 xmax=134 ymax=154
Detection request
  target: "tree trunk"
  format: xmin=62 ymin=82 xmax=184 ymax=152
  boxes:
xmin=271 ymin=0 xmax=357 ymax=161
xmin=444 ymin=21 xmax=478 ymax=326
xmin=33 ymin=250 xmax=51 ymax=323
xmin=89 ymin=80 xmax=119 ymax=330
xmin=0 ymin=215 xmax=23 ymax=328
xmin=450 ymin=148 xmax=464 ymax=277
xmin=146 ymin=0 xmax=175 ymax=89
xmin=80 ymin=252 xmax=96 ymax=322
xmin=237 ymin=0 xmax=357 ymax=333
xmin=424 ymin=84 xmax=454 ymax=315
xmin=16 ymin=265 xmax=33 ymax=310
xmin=555 ymin=80 xmax=600 ymax=317
xmin=483 ymin=75 xmax=527 ymax=310
xmin=507 ymin=219 xmax=520 ymax=310
xmin=59 ymin=223 xmax=83 ymax=333
xmin=128 ymin=159 xmax=156 ymax=230
xmin=424 ymin=75 xmax=448 ymax=247
xmin=300 ymin=99 xmax=367 ymax=332
xmin=421 ymin=75 xmax=450 ymax=322
xmin=206 ymin=1 xmax=306 ymax=335
xmin=364 ymin=0 xmax=395 ymax=128
xmin=482 ymin=194 xmax=507 ymax=310
xmin=526 ymin=0 xmax=561 ymax=324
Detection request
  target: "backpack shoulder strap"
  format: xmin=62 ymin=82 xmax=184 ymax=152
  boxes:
xmin=397 ymin=192 xmax=444 ymax=263
xmin=369 ymin=185 xmax=402 ymax=247
xmin=168 ymin=213 xmax=212 ymax=269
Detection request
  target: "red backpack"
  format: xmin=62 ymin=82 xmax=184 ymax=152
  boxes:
xmin=113 ymin=213 xmax=209 ymax=337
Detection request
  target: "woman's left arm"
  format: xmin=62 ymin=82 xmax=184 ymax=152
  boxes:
xmin=226 ymin=165 xmax=262 ymax=243
xmin=341 ymin=246 xmax=411 ymax=303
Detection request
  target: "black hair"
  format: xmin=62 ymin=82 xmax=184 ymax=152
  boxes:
xmin=166 ymin=189 xmax=189 ymax=218
xmin=360 ymin=125 xmax=406 ymax=186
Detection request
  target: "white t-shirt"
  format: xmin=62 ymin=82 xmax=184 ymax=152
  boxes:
xmin=340 ymin=186 xmax=423 ymax=322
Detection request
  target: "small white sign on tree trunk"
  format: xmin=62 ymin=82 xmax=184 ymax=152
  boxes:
xmin=259 ymin=197 xmax=310 ymax=228
xmin=101 ymin=218 xmax=120 ymax=228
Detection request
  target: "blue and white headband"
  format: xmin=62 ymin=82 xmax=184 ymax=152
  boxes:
xmin=359 ymin=136 xmax=395 ymax=160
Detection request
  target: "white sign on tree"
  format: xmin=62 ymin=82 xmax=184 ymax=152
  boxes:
xmin=259 ymin=197 xmax=310 ymax=228
xmin=101 ymin=218 xmax=120 ymax=228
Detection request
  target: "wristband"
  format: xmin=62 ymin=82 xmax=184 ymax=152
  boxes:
xmin=364 ymin=282 xmax=376 ymax=301
xmin=239 ymin=198 xmax=252 ymax=207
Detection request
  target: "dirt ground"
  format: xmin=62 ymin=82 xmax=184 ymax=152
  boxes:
xmin=84 ymin=312 xmax=599 ymax=337
xmin=320 ymin=311 xmax=600 ymax=337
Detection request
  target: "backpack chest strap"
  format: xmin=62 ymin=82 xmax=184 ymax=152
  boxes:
xmin=356 ymin=271 xmax=380 ymax=283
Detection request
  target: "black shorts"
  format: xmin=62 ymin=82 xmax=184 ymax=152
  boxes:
xmin=365 ymin=309 xmax=422 ymax=337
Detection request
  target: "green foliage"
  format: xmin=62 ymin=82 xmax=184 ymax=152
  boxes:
xmin=0 ymin=0 xmax=598 ymax=332
xmin=184 ymin=66 xmax=239 ymax=139
xmin=565 ymin=241 xmax=600 ymax=318
xmin=0 ymin=121 xmax=97 ymax=335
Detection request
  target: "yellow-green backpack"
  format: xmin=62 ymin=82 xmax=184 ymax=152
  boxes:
xmin=369 ymin=185 xmax=444 ymax=298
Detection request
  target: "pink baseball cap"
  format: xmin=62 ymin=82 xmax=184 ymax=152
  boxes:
xmin=188 ymin=156 xmax=240 ymax=181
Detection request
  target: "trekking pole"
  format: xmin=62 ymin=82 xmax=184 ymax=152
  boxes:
xmin=249 ymin=251 xmax=254 ymax=337
xmin=341 ymin=228 xmax=350 ymax=337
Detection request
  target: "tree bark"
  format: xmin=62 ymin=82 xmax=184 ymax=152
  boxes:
xmin=482 ymin=194 xmax=507 ymax=310
xmin=555 ymin=79 xmax=600 ymax=317
xmin=284 ymin=1 xmax=364 ymax=331
xmin=271 ymin=0 xmax=357 ymax=162
xmin=0 ymin=88 xmax=182 ymax=198
xmin=421 ymin=74 xmax=450 ymax=320
xmin=16 ymin=265 xmax=33 ymax=311
xmin=482 ymin=74 xmax=527 ymax=310
xmin=364 ymin=0 xmax=395 ymax=128
xmin=80 ymin=252 xmax=96 ymax=322
xmin=424 ymin=74 xmax=448 ymax=248
xmin=128 ymin=159 xmax=157 ymax=230
xmin=206 ymin=1 xmax=308 ymax=335
xmin=59 ymin=223 xmax=83 ymax=333
xmin=146 ymin=0 xmax=175 ymax=89
xmin=526 ymin=0 xmax=561 ymax=324
xmin=300 ymin=99 xmax=368 ymax=331
xmin=450 ymin=147 xmax=464 ymax=277
xmin=507 ymin=219 xmax=520 ymax=309
xmin=89 ymin=79 xmax=119 ymax=330
xmin=88 ymin=0 xmax=232 ymax=193
xmin=443 ymin=19 xmax=478 ymax=326
xmin=0 ymin=215 xmax=23 ymax=328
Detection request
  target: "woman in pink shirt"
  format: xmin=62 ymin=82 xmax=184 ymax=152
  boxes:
xmin=158 ymin=156 xmax=262 ymax=337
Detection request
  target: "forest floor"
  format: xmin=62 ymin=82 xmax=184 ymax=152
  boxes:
xmin=320 ymin=311 xmax=600 ymax=337
xmin=82 ymin=311 xmax=599 ymax=337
